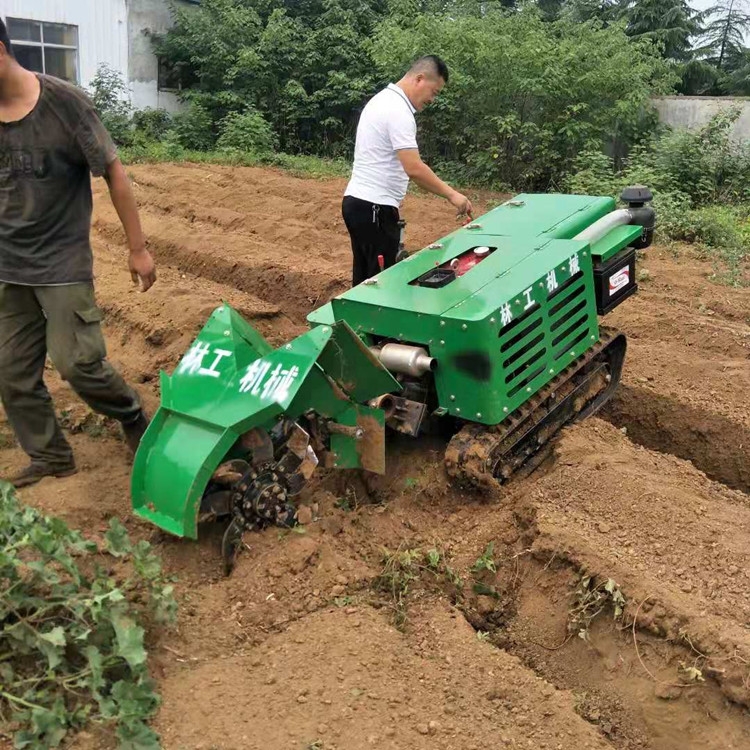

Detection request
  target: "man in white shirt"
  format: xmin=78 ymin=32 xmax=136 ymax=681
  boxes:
xmin=342 ymin=55 xmax=473 ymax=286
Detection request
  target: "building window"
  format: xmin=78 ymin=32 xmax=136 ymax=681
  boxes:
xmin=6 ymin=17 xmax=79 ymax=84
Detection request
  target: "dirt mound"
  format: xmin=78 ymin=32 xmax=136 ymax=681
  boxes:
xmin=1 ymin=163 xmax=749 ymax=750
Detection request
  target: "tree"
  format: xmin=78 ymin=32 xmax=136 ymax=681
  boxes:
xmin=562 ymin=0 xmax=627 ymax=24
xmin=626 ymin=0 xmax=702 ymax=61
xmin=700 ymin=0 xmax=750 ymax=72
xmin=536 ymin=0 xmax=565 ymax=21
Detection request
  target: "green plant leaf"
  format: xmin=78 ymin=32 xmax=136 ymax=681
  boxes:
xmin=37 ymin=626 xmax=67 ymax=670
xmin=426 ymin=548 xmax=441 ymax=569
xmin=115 ymin=720 xmax=162 ymax=750
xmin=104 ymin=519 xmax=132 ymax=557
xmin=39 ymin=626 xmax=66 ymax=648
xmin=84 ymin=646 xmax=105 ymax=697
xmin=132 ymin=541 xmax=162 ymax=580
xmin=111 ymin=677 xmax=160 ymax=723
xmin=111 ymin=612 xmax=147 ymax=669
xmin=27 ymin=703 xmax=68 ymax=748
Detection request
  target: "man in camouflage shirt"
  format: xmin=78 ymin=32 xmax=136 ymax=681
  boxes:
xmin=0 ymin=20 xmax=156 ymax=487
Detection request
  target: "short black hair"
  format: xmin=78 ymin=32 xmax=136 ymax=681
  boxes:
xmin=409 ymin=55 xmax=449 ymax=84
xmin=0 ymin=19 xmax=13 ymax=57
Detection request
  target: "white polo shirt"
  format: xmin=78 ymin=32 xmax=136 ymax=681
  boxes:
xmin=344 ymin=83 xmax=418 ymax=208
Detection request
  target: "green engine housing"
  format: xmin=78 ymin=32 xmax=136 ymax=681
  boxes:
xmin=308 ymin=193 xmax=644 ymax=426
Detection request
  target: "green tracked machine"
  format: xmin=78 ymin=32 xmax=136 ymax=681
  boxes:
xmin=131 ymin=187 xmax=655 ymax=571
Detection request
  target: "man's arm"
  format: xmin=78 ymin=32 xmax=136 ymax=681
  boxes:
xmin=397 ymin=149 xmax=473 ymax=218
xmin=103 ymin=159 xmax=156 ymax=291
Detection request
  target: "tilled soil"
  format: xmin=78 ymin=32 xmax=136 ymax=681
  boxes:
xmin=2 ymin=163 xmax=749 ymax=750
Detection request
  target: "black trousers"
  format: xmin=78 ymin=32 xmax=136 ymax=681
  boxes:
xmin=342 ymin=195 xmax=400 ymax=286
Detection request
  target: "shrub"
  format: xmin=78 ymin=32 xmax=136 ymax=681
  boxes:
xmin=87 ymin=63 xmax=133 ymax=147
xmin=216 ymin=109 xmax=278 ymax=154
xmin=170 ymin=102 xmax=216 ymax=151
xmin=132 ymin=108 xmax=174 ymax=142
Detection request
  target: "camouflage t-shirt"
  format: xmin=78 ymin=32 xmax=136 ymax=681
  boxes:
xmin=0 ymin=74 xmax=117 ymax=285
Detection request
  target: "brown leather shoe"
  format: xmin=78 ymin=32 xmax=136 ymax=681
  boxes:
xmin=8 ymin=462 xmax=78 ymax=488
xmin=122 ymin=410 xmax=150 ymax=454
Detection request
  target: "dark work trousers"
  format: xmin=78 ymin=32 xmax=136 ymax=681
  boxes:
xmin=0 ymin=282 xmax=142 ymax=468
xmin=342 ymin=196 xmax=400 ymax=286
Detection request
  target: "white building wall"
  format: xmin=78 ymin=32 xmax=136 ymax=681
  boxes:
xmin=3 ymin=0 xmax=187 ymax=113
xmin=3 ymin=0 xmax=128 ymax=94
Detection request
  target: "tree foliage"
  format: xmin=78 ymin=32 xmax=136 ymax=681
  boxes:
xmin=154 ymin=0 xmax=390 ymax=155
xmin=372 ymin=10 xmax=674 ymax=188
xmin=154 ymin=2 xmax=675 ymax=189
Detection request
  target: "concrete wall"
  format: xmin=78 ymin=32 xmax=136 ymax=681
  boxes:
xmin=127 ymin=0 xmax=183 ymax=112
xmin=653 ymin=96 xmax=750 ymax=141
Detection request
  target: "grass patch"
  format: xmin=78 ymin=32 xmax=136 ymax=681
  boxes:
xmin=119 ymin=141 xmax=350 ymax=180
xmin=372 ymin=544 xmax=463 ymax=630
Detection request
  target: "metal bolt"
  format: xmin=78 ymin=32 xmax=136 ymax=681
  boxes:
xmin=440 ymin=340 xmax=445 ymax=345
xmin=583 ymin=251 xmax=587 ymax=256
xmin=450 ymin=395 xmax=456 ymax=401
xmin=591 ymin=335 xmax=596 ymax=340
xmin=286 ymin=344 xmax=292 ymax=350
xmin=503 ymin=407 xmax=509 ymax=413
xmin=527 ymin=387 xmax=532 ymax=392
xmin=456 ymin=408 xmax=461 ymax=413
xmin=462 ymin=324 xmax=467 ymax=331
xmin=322 ymin=327 xmax=330 ymax=332
xmin=490 ymin=317 xmax=496 ymax=324
xmin=440 ymin=320 xmax=446 ymax=327
xmin=476 ymin=412 xmax=482 ymax=418
xmin=549 ymin=369 xmax=554 ymax=374
xmin=224 ymin=330 xmax=231 ymax=336
xmin=539 ymin=282 xmax=544 ymax=288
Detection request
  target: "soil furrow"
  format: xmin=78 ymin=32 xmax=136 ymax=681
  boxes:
xmin=603 ymin=384 xmax=750 ymax=493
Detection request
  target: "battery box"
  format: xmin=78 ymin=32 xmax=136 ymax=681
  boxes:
xmin=593 ymin=247 xmax=637 ymax=315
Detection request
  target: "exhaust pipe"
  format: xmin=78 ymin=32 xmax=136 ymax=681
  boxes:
xmin=370 ymin=343 xmax=437 ymax=377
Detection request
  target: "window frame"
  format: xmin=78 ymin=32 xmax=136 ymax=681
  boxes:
xmin=5 ymin=16 xmax=80 ymax=84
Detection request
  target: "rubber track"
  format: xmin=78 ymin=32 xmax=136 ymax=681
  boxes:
xmin=444 ymin=327 xmax=625 ymax=487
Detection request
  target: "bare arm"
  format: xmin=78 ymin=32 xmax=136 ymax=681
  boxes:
xmin=397 ymin=149 xmax=473 ymax=218
xmin=104 ymin=158 xmax=156 ymax=291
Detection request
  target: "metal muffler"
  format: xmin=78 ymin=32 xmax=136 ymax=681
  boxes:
xmin=369 ymin=343 xmax=437 ymax=377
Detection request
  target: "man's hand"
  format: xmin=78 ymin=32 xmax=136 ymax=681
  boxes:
xmin=449 ymin=190 xmax=473 ymax=220
xmin=129 ymin=247 xmax=156 ymax=291
xmin=104 ymin=159 xmax=156 ymax=291
xmin=396 ymin=151 xmax=474 ymax=220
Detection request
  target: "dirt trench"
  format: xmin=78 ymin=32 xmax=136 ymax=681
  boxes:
xmin=0 ymin=163 xmax=748 ymax=750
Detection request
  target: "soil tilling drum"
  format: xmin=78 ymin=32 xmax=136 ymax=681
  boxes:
xmin=130 ymin=187 xmax=656 ymax=572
